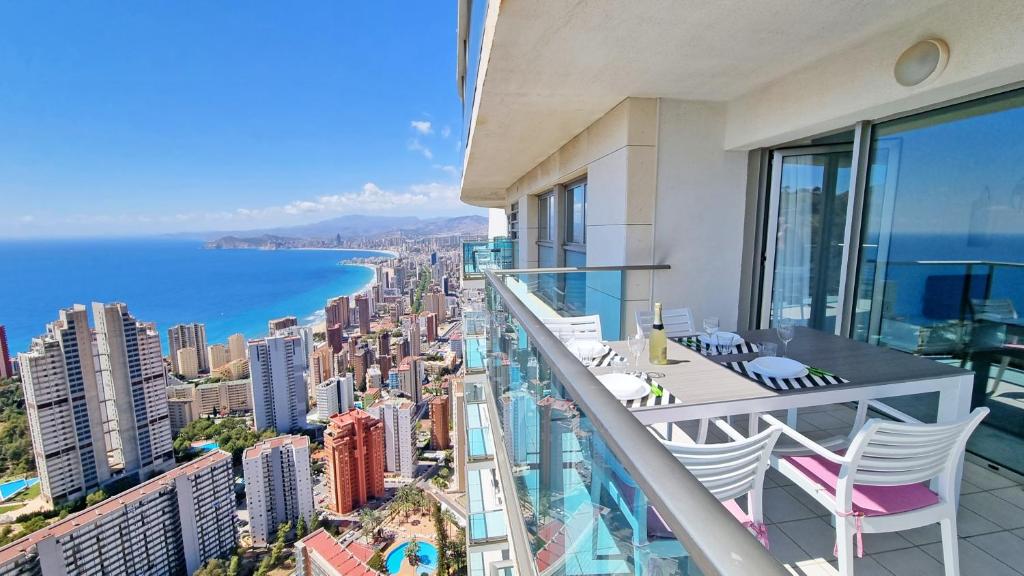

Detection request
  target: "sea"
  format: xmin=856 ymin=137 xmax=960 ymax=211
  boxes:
xmin=0 ymin=238 xmax=392 ymax=356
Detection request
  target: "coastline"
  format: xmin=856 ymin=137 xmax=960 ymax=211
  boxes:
xmin=301 ymin=260 xmax=379 ymax=331
xmin=292 ymin=247 xmax=399 ymax=259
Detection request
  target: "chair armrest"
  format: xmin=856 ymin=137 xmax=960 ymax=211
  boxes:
xmin=761 ymin=414 xmax=850 ymax=465
xmin=771 ymin=434 xmax=849 ymax=456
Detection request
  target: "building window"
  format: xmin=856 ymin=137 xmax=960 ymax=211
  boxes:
xmin=564 ymin=180 xmax=586 ymax=246
xmin=537 ymin=192 xmax=554 ymax=243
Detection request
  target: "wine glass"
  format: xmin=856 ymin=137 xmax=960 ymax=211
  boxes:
xmin=702 ymin=317 xmax=719 ymax=352
xmin=626 ymin=331 xmax=646 ymax=375
xmin=776 ymin=318 xmax=795 ymax=357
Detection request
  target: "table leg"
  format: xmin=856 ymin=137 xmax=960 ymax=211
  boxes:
xmin=748 ymin=412 xmax=761 ymax=436
xmin=786 ymin=408 xmax=798 ymax=428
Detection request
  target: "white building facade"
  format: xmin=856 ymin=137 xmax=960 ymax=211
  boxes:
xmin=249 ymin=335 xmax=308 ymax=433
xmin=367 ymin=398 xmax=416 ymax=479
xmin=242 ymin=435 xmax=315 ymax=547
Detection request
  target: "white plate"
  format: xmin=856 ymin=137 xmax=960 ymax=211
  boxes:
xmin=747 ymin=356 xmax=808 ymax=379
xmin=597 ymin=373 xmax=650 ymax=401
xmin=567 ymin=340 xmax=607 ymax=360
xmin=698 ymin=332 xmax=744 ymax=347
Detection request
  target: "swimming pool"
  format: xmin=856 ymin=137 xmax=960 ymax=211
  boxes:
xmin=385 ymin=541 xmax=438 ymax=575
xmin=192 ymin=441 xmax=219 ymax=453
xmin=0 ymin=478 xmax=39 ymax=501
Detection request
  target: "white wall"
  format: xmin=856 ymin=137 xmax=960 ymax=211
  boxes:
xmin=725 ymin=0 xmax=1024 ymax=149
xmin=652 ymin=100 xmax=750 ymax=330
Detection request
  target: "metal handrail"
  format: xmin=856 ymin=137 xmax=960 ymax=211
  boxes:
xmin=483 ymin=269 xmax=789 ymax=576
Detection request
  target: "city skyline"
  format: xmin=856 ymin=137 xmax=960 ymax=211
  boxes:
xmin=0 ymin=2 xmax=483 ymax=238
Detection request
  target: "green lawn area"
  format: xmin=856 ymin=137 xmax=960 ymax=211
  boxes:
xmin=0 ymin=502 xmax=24 ymax=514
xmin=14 ymin=482 xmax=41 ymax=501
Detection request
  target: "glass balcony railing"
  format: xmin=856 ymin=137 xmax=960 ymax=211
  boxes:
xmin=480 ymin=267 xmax=789 ymax=576
xmin=463 ymin=238 xmax=515 ymax=280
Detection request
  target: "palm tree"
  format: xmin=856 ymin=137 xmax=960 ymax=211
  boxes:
xmin=405 ymin=538 xmax=422 ymax=567
xmin=440 ymin=509 xmax=459 ymax=538
xmin=358 ymin=508 xmax=381 ymax=543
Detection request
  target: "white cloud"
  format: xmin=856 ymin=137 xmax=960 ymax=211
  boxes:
xmin=433 ymin=164 xmax=459 ymax=177
xmin=19 ymin=215 xmax=34 ymax=223
xmin=440 ymin=125 xmax=451 ymax=139
xmin=407 ymin=138 xmax=433 ymax=160
xmin=410 ymin=120 xmax=433 ymax=135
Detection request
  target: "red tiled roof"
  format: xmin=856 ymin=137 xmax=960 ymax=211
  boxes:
xmin=299 ymin=528 xmax=378 ymax=575
xmin=243 ymin=434 xmax=309 ymax=460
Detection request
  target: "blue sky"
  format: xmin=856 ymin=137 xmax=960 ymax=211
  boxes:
xmin=0 ymin=2 xmax=481 ymax=237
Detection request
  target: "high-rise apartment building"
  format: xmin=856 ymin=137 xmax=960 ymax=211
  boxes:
xmin=92 ymin=303 xmax=175 ymax=479
xmin=194 ymin=379 xmax=253 ymax=417
xmin=430 ymin=395 xmax=450 ymax=450
xmin=227 ymin=333 xmax=247 ymax=362
xmin=242 ymin=435 xmax=315 ymax=547
xmin=0 ymin=449 xmax=236 ymax=575
xmin=206 ymin=343 xmax=230 ymax=372
xmin=324 ymin=410 xmax=384 ymax=514
xmin=0 ymin=324 xmax=11 ymax=379
xmin=422 ymin=312 xmax=438 ymax=342
xmin=176 ymin=346 xmax=200 ymax=379
xmin=355 ymin=294 xmax=371 ymax=335
xmin=309 ymin=344 xmax=334 ymax=387
xmin=167 ymin=397 xmax=195 ymax=435
xmin=405 ymin=315 xmax=422 ymax=357
xmin=397 ymin=356 xmax=425 ymax=404
xmin=350 ymin=344 xmax=372 ymax=390
xmin=366 ymin=365 xmax=382 ymax=388
xmin=19 ymin=305 xmax=110 ymax=503
xmin=326 ymin=323 xmax=345 ymax=353
xmin=167 ymin=323 xmax=208 ymax=374
xmin=325 ymin=295 xmax=350 ymax=328
xmin=267 ymin=316 xmax=297 ymax=333
xmin=315 ymin=374 xmax=354 ymax=420
xmin=367 ymin=397 xmax=416 ymax=479
xmin=272 ymin=325 xmax=313 ymax=373
xmin=377 ymin=331 xmax=391 ymax=376
xmin=249 ymin=335 xmax=307 ymax=433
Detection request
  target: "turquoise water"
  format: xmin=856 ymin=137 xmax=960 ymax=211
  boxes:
xmin=0 ymin=478 xmax=38 ymax=500
xmin=0 ymin=239 xmax=390 ymax=355
xmin=385 ymin=541 xmax=438 ymax=575
xmin=193 ymin=441 xmax=219 ymax=453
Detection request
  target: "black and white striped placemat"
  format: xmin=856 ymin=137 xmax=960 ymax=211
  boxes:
xmin=591 ymin=346 xmax=625 ymax=367
xmin=674 ymin=337 xmax=760 ymax=357
xmin=724 ymin=361 xmax=849 ymax=391
xmin=619 ymin=372 xmax=684 ymax=408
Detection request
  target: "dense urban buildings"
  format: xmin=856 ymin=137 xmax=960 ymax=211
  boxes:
xmin=176 ymin=346 xmax=200 ymax=379
xmin=323 ymin=410 xmax=385 ymax=514
xmin=0 ymin=324 xmax=11 ymax=379
xmin=367 ymin=397 xmax=416 ymax=479
xmin=315 ymin=374 xmax=354 ymax=421
xmin=242 ymin=435 xmax=315 ymax=547
xmin=167 ymin=322 xmax=208 ymax=375
xmin=249 ymin=334 xmax=308 ymax=433
xmin=397 ymin=356 xmax=424 ymax=404
xmin=325 ymin=295 xmax=350 ymax=328
xmin=0 ymin=450 xmax=236 ymax=575
xmin=194 ymin=378 xmax=253 ymax=416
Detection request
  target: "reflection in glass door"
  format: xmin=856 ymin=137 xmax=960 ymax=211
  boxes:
xmin=764 ymin=148 xmax=853 ymax=331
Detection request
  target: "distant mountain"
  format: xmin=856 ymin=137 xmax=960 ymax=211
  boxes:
xmin=203 ymin=214 xmax=488 ymax=249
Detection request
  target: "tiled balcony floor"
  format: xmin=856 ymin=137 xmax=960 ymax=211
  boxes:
xmin=668 ymin=404 xmax=1024 ymax=575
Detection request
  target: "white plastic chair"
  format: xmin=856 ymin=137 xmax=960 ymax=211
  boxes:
xmin=767 ymin=408 xmax=989 ymax=576
xmin=542 ymin=314 xmax=603 ymax=342
xmin=657 ymin=418 xmax=782 ymax=549
xmin=635 ymin=307 xmax=698 ymax=338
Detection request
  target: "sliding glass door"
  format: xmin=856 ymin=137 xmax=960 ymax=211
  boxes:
xmin=763 ymin=147 xmax=852 ymax=331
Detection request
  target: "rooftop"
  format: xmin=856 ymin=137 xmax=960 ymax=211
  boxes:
xmin=242 ymin=434 xmax=310 ymax=460
xmin=0 ymin=449 xmax=231 ymax=564
xmin=297 ymin=528 xmax=377 ymax=575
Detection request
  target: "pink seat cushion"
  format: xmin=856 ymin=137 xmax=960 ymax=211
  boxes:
xmin=783 ymin=453 xmax=940 ymax=516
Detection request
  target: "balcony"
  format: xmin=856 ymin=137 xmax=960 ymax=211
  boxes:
xmin=462 ymin=238 xmax=515 ymax=280
xmin=468 ymin=266 xmax=1022 ymax=576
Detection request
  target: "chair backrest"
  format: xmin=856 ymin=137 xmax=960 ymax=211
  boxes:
xmin=840 ymin=408 xmax=988 ymax=506
xmin=542 ymin=315 xmax=603 ymax=342
xmin=659 ymin=425 xmax=782 ymax=521
xmin=635 ymin=307 xmax=697 ymax=338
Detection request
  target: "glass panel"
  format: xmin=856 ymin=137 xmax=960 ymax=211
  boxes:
xmin=565 ymin=182 xmax=586 ymax=245
xmin=538 ymin=194 xmax=554 ymax=242
xmin=484 ymin=282 xmax=693 ymax=574
xmin=462 ymin=0 xmax=489 ymax=147
xmin=463 ymin=239 xmax=515 ymax=279
xmin=501 ymin=270 xmax=624 ymax=340
xmin=854 ymin=88 xmax=1024 ymax=472
xmin=770 ymin=150 xmax=852 ymax=331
